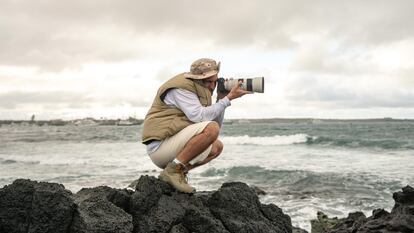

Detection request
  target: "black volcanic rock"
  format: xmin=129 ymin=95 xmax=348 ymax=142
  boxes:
xmin=208 ymin=182 xmax=291 ymax=233
xmin=70 ymin=198 xmax=133 ymax=233
xmin=128 ymin=177 xmax=292 ymax=233
xmin=1 ymin=177 xmax=412 ymax=233
xmin=311 ymin=185 xmax=414 ymax=233
xmin=0 ymin=179 xmax=76 ymax=233
xmin=71 ymin=186 xmax=134 ymax=233
xmin=0 ymin=176 xmax=294 ymax=233
xmin=386 ymin=185 xmax=414 ymax=232
xmin=74 ymin=186 xmax=133 ymax=212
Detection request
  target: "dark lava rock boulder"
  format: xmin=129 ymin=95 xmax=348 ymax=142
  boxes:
xmin=385 ymin=185 xmax=414 ymax=232
xmin=71 ymin=186 xmax=134 ymax=233
xmin=0 ymin=175 xmax=294 ymax=233
xmin=129 ymin=176 xmax=293 ymax=233
xmin=208 ymin=182 xmax=292 ymax=233
xmin=74 ymin=186 xmax=133 ymax=212
xmin=0 ymin=179 xmax=76 ymax=233
xmin=129 ymin=175 xmax=229 ymax=233
xmin=70 ymin=198 xmax=133 ymax=233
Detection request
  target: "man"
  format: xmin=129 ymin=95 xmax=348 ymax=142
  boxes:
xmin=142 ymin=58 xmax=250 ymax=193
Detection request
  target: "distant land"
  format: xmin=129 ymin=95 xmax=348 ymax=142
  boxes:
xmin=1 ymin=117 xmax=414 ymax=127
xmin=0 ymin=117 xmax=142 ymax=127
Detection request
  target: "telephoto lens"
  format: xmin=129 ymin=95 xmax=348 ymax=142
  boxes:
xmin=217 ymin=77 xmax=264 ymax=93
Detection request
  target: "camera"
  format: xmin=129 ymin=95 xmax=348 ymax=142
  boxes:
xmin=217 ymin=77 xmax=264 ymax=93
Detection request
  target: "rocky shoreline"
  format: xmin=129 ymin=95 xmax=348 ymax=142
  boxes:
xmin=0 ymin=176 xmax=412 ymax=233
xmin=311 ymin=185 xmax=414 ymax=233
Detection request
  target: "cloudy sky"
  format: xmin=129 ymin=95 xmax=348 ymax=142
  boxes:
xmin=1 ymin=0 xmax=414 ymax=120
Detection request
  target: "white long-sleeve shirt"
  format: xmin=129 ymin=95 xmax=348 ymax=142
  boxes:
xmin=146 ymin=88 xmax=231 ymax=154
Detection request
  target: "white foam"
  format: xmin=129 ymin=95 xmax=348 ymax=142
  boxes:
xmin=221 ymin=134 xmax=309 ymax=146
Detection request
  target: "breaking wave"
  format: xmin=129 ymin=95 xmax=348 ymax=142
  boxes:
xmin=306 ymin=136 xmax=414 ymax=150
xmin=220 ymin=134 xmax=414 ymax=150
xmin=221 ymin=134 xmax=310 ymax=145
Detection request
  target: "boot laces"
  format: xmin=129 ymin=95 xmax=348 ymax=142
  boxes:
xmin=179 ymin=170 xmax=189 ymax=183
xmin=175 ymin=164 xmax=188 ymax=184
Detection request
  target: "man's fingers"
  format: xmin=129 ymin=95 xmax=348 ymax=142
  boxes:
xmin=231 ymin=83 xmax=240 ymax=91
xmin=238 ymin=90 xmax=253 ymax=95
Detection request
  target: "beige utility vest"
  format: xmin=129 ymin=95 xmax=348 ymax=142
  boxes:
xmin=141 ymin=73 xmax=212 ymax=143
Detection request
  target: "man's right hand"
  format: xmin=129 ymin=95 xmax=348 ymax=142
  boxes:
xmin=227 ymin=81 xmax=253 ymax=100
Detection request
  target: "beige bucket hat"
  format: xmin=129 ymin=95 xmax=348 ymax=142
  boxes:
xmin=184 ymin=58 xmax=220 ymax=79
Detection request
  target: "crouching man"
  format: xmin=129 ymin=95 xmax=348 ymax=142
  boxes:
xmin=141 ymin=58 xmax=250 ymax=193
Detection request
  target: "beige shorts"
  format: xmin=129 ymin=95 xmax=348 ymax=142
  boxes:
xmin=149 ymin=121 xmax=213 ymax=169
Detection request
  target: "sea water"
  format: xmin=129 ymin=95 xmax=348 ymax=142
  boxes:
xmin=1 ymin=120 xmax=413 ymax=231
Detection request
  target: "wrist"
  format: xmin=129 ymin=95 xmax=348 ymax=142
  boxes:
xmin=227 ymin=93 xmax=234 ymax=100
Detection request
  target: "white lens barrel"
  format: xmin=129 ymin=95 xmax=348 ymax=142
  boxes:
xmin=223 ymin=77 xmax=264 ymax=93
xmin=251 ymin=77 xmax=264 ymax=93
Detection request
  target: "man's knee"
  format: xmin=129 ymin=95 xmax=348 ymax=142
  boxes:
xmin=216 ymin=139 xmax=223 ymax=155
xmin=211 ymin=139 xmax=223 ymax=157
xmin=203 ymin=122 xmax=220 ymax=141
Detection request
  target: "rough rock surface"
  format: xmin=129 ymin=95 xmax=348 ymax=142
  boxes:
xmin=0 ymin=179 xmax=76 ymax=233
xmin=311 ymin=185 xmax=414 ymax=233
xmin=71 ymin=187 xmax=134 ymax=233
xmin=0 ymin=176 xmax=293 ymax=233
xmin=2 ymin=176 xmax=411 ymax=233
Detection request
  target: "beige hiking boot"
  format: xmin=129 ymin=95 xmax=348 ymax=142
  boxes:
xmin=158 ymin=162 xmax=195 ymax=193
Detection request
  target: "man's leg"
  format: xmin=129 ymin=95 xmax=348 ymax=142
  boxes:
xmin=175 ymin=121 xmax=220 ymax=165
xmin=154 ymin=121 xmax=220 ymax=193
xmin=163 ymin=124 xmax=221 ymax=192
xmin=185 ymin=139 xmax=223 ymax=171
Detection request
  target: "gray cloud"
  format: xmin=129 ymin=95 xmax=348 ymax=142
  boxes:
xmin=400 ymin=68 xmax=414 ymax=86
xmin=95 ymin=96 xmax=151 ymax=108
xmin=153 ymin=66 xmax=178 ymax=82
xmin=0 ymin=90 xmax=151 ymax=110
xmin=0 ymin=91 xmax=94 ymax=109
xmin=2 ymin=0 xmax=413 ymax=70
xmin=285 ymin=76 xmax=414 ymax=108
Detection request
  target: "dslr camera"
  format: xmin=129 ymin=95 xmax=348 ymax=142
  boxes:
xmin=217 ymin=77 xmax=264 ymax=93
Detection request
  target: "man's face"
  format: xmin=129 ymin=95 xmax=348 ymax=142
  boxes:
xmin=202 ymin=74 xmax=218 ymax=94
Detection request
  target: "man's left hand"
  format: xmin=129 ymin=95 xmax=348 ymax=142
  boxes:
xmin=216 ymin=90 xmax=229 ymax=102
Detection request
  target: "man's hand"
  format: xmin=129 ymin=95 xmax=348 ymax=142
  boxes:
xmin=226 ymin=81 xmax=253 ymax=100
xmin=216 ymin=89 xmax=229 ymax=101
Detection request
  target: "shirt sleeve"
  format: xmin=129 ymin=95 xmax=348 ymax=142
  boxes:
xmin=163 ymin=88 xmax=231 ymax=126
xmin=213 ymin=108 xmax=226 ymax=127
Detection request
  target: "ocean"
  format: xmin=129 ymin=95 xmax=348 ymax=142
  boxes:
xmin=1 ymin=120 xmax=413 ymax=231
